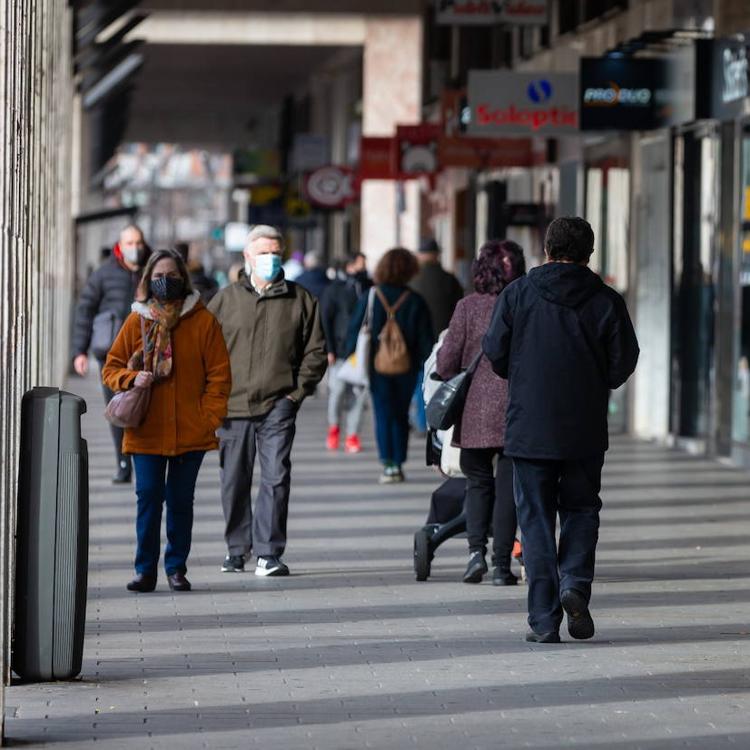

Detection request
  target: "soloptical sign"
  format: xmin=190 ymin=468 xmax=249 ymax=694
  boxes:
xmin=435 ymin=0 xmax=548 ymax=26
xmin=467 ymin=71 xmax=579 ymax=137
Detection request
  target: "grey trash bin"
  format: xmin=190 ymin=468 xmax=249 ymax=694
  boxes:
xmin=13 ymin=387 xmax=88 ymax=681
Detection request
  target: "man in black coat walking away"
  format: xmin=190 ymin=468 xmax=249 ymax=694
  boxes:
xmin=72 ymin=224 xmax=150 ymax=483
xmin=482 ymin=217 xmax=639 ymax=644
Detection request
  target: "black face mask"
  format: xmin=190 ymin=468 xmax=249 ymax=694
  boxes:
xmin=150 ymin=276 xmax=184 ymax=302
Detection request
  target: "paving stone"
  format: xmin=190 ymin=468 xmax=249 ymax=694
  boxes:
xmin=5 ymin=374 xmax=750 ymax=748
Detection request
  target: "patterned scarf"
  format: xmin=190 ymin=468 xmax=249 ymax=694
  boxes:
xmin=127 ymin=299 xmax=183 ymax=380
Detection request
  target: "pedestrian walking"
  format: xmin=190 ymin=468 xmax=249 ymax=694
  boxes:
xmin=295 ymin=251 xmax=331 ymax=300
xmin=482 ymin=217 xmax=639 ymax=643
xmin=346 ymin=247 xmax=433 ymax=484
xmin=72 ymin=224 xmax=150 ymax=484
xmin=436 ymin=239 xmax=526 ymax=586
xmin=321 ymin=252 xmax=371 ymax=454
xmin=102 ymin=249 xmax=231 ymax=593
xmin=409 ymin=238 xmax=464 ymax=434
xmin=208 ymin=225 xmax=327 ymax=576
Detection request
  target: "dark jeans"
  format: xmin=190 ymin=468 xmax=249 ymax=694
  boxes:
xmin=218 ymin=397 xmax=298 ymax=558
xmin=101 ymin=379 xmax=129 ymax=470
xmin=512 ymin=454 xmax=605 ymax=634
xmin=370 ymin=372 xmax=417 ymax=466
xmin=459 ymin=448 xmax=517 ymax=567
xmin=132 ymin=450 xmax=205 ymax=576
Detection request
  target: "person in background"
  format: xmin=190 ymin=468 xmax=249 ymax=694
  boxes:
xmin=483 ymin=217 xmax=639 ymax=644
xmin=295 ymin=251 xmax=331 ymax=300
xmin=345 ymin=248 xmax=433 ymax=484
xmin=436 ymin=240 xmax=526 ymax=586
xmin=283 ymin=250 xmax=304 ymax=281
xmin=102 ymin=249 xmax=231 ymax=593
xmin=321 ymin=252 xmax=371 ymax=454
xmin=208 ymin=225 xmax=327 ymax=577
xmin=409 ymin=238 xmax=464 ymax=434
xmin=72 ymin=224 xmax=150 ymax=484
xmin=174 ymin=242 xmax=219 ymax=303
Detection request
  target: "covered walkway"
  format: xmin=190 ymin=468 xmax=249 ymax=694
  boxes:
xmin=6 ymin=374 xmax=750 ymax=748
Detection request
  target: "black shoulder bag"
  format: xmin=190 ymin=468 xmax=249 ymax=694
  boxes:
xmin=425 ymin=350 xmax=483 ymax=432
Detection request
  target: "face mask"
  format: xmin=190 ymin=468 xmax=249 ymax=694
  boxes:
xmin=253 ymin=254 xmax=282 ymax=282
xmin=121 ymin=246 xmax=144 ymax=266
xmin=150 ymin=276 xmax=184 ymax=302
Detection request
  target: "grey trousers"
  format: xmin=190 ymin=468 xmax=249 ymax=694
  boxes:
xmin=327 ymin=360 xmax=367 ymax=436
xmin=218 ymin=398 xmax=298 ymax=558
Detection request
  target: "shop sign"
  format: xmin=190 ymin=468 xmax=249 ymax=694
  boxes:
xmin=468 ymin=71 xmax=579 ymax=137
xmin=304 ymin=165 xmax=358 ymax=209
xmin=438 ymin=136 xmax=533 ymax=168
xmin=396 ymin=124 xmax=440 ymax=177
xmin=359 ymin=137 xmax=395 ymax=180
xmin=695 ymin=37 xmax=749 ymax=120
xmin=580 ymin=55 xmax=694 ymax=131
xmin=435 ymin=0 xmax=548 ymax=26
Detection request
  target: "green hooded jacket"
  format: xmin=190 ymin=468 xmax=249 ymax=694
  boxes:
xmin=208 ymin=273 xmax=327 ymax=418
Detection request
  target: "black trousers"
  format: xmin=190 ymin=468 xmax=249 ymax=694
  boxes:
xmin=217 ymin=398 xmax=298 ymax=558
xmin=459 ymin=448 xmax=517 ymax=567
xmin=100 ymin=378 xmax=128 ymax=469
xmin=512 ymin=455 xmax=604 ymax=634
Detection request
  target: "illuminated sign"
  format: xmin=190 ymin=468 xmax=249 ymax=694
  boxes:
xmin=580 ymin=56 xmax=694 ymax=130
xmin=695 ymin=37 xmax=749 ymax=120
xmin=467 ymin=71 xmax=579 ymax=136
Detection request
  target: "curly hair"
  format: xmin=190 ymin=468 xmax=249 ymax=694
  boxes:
xmin=373 ymin=247 xmax=419 ymax=286
xmin=545 ymin=217 xmax=594 ymax=263
xmin=472 ymin=239 xmax=526 ymax=295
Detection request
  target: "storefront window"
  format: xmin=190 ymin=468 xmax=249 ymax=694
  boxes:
xmin=732 ymin=131 xmax=750 ymax=443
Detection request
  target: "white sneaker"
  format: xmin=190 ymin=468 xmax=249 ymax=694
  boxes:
xmin=255 ymin=556 xmax=290 ymax=577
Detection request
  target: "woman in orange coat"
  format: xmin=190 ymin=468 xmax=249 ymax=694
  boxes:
xmin=103 ymin=249 xmax=231 ymax=593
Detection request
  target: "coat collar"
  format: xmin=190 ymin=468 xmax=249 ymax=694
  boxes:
xmin=131 ymin=290 xmax=202 ymax=320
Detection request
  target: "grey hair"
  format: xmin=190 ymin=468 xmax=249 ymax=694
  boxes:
xmin=246 ymin=224 xmax=284 ymax=250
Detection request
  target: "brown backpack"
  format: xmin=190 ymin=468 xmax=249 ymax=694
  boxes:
xmin=374 ymin=288 xmax=412 ymax=375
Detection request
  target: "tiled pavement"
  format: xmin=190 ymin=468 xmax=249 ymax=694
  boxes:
xmin=5 ymin=373 xmax=750 ymax=749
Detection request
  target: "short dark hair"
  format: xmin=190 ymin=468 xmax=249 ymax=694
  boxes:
xmin=344 ymin=251 xmax=366 ymax=266
xmin=373 ymin=247 xmax=419 ymax=286
xmin=472 ymin=239 xmax=526 ymax=295
xmin=545 ymin=217 xmax=595 ymax=263
xmin=136 ymin=248 xmax=195 ymax=302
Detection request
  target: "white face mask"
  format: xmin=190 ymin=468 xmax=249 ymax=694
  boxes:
xmin=122 ymin=246 xmax=141 ymax=265
xmin=250 ymin=254 xmax=282 ymax=282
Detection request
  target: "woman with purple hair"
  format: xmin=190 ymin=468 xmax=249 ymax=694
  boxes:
xmin=436 ymin=239 xmax=526 ymax=585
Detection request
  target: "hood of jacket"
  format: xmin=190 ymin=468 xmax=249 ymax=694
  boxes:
xmin=527 ymin=262 xmax=603 ymax=309
xmin=130 ymin=290 xmax=202 ymax=319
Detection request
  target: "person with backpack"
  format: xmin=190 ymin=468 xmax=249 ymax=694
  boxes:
xmin=345 ymin=247 xmax=433 ymax=484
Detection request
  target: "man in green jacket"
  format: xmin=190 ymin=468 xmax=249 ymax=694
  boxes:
xmin=208 ymin=225 xmax=327 ymax=576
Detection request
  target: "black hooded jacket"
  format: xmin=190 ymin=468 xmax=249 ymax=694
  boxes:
xmin=482 ymin=262 xmax=639 ymax=460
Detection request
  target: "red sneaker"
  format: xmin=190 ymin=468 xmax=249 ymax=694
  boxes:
xmin=326 ymin=425 xmax=340 ymax=451
xmin=344 ymin=434 xmax=362 ymax=454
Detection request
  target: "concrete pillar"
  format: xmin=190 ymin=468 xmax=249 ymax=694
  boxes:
xmin=0 ymin=1 xmax=75 ymax=728
xmin=360 ymin=16 xmax=423 ymax=266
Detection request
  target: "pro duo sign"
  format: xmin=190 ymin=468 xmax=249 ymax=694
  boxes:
xmin=467 ymin=71 xmax=579 ymax=137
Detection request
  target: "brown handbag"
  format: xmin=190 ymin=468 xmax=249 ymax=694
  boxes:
xmin=104 ymin=316 xmax=153 ymax=429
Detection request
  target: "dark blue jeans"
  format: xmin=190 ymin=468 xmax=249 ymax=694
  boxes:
xmin=132 ymin=451 xmax=205 ymax=577
xmin=369 ymin=372 xmax=417 ymax=466
xmin=512 ymin=454 xmax=604 ymax=635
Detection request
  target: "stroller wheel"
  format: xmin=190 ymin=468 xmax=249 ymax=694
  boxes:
xmin=414 ymin=529 xmax=432 ymax=581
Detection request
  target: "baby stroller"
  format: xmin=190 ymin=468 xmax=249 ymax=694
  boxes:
xmin=413 ymin=335 xmax=523 ymax=582
xmin=412 ymin=471 xmax=524 ymax=582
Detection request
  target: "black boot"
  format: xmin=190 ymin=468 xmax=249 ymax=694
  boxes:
xmin=492 ymin=564 xmax=518 ymax=586
xmin=112 ymin=456 xmax=132 ymax=484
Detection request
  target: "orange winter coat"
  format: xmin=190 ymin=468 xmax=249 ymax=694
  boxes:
xmin=102 ymin=292 xmax=231 ymax=457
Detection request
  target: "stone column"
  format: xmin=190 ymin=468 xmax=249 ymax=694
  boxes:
xmin=361 ymin=16 xmax=423 ymax=266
